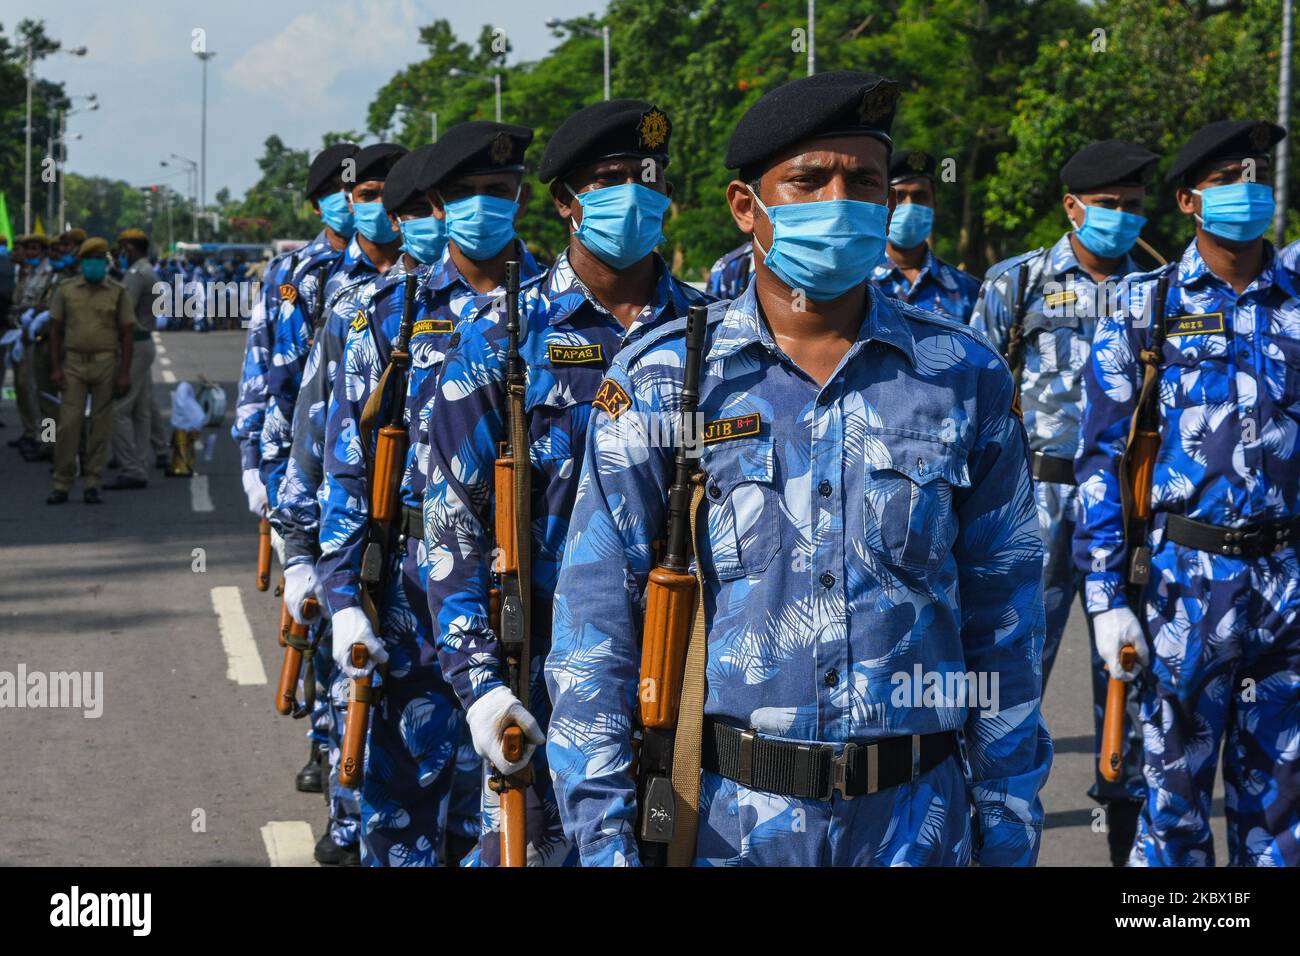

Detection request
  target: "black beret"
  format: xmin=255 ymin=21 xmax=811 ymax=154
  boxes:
xmin=1166 ymin=119 xmax=1286 ymax=184
xmin=305 ymin=143 xmax=359 ymax=200
xmin=1060 ymin=140 xmax=1159 ymax=193
xmin=383 ymin=145 xmax=438 ymax=213
xmin=421 ymin=121 xmax=533 ymax=189
xmin=538 ymin=99 xmax=672 ymax=183
xmin=726 ymin=71 xmax=900 ymax=180
xmin=350 ymin=143 xmax=408 ymax=185
xmin=890 ymin=149 xmax=935 ymax=184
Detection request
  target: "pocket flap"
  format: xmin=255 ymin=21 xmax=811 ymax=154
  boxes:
xmin=703 ymin=434 xmax=775 ymax=497
xmin=865 ymin=431 xmax=969 ymax=488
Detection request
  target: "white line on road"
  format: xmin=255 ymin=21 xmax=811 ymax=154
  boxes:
xmin=210 ymin=586 xmax=268 ymax=685
xmin=162 ymin=370 xmax=177 ymax=384
xmin=160 ymin=356 xmax=173 ymax=367
xmin=190 ymin=474 xmax=213 ymax=512
xmin=260 ymin=822 xmax=318 ymax=867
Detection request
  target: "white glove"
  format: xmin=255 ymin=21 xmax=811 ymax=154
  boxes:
xmin=1094 ymin=607 xmax=1150 ymax=682
xmin=331 ymin=606 xmax=388 ymax=679
xmin=466 ymin=685 xmax=545 ymax=776
xmin=283 ymin=563 xmax=318 ymax=626
xmin=242 ymin=468 xmax=267 ymax=516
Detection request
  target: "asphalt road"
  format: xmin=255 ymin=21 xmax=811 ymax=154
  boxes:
xmin=0 ymin=327 xmax=1226 ymax=866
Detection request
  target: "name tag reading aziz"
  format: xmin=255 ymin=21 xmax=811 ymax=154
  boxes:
xmin=1166 ymin=312 xmax=1225 ymax=337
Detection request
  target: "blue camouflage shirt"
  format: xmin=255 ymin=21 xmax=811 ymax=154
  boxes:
xmin=1281 ymin=238 xmax=1300 ymax=273
xmin=706 ymin=242 xmax=754 ymax=300
xmin=972 ymin=233 xmax=1139 ymax=461
xmin=872 ymin=247 xmax=981 ymax=324
xmin=316 ymin=243 xmax=543 ymax=615
xmin=422 ymin=250 xmax=711 ymax=711
xmin=546 ymin=283 xmax=1051 ymax=867
xmin=1074 ymin=239 xmax=1300 ymax=613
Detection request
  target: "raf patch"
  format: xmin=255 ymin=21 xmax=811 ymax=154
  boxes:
xmin=638 ymin=106 xmax=671 ymax=151
xmin=1251 ymin=123 xmax=1272 ymax=151
xmin=703 ymin=413 xmax=762 ymax=445
xmin=858 ymin=80 xmax=899 ymax=124
xmin=489 ymin=132 xmax=513 ymax=166
xmin=548 ymin=343 xmax=604 ymax=365
xmin=1166 ymin=312 xmax=1225 ymax=337
xmin=280 ymin=283 xmax=298 ymax=305
xmin=1045 ymin=289 xmax=1077 ymax=308
xmin=593 ymin=378 xmax=631 ymax=420
xmin=413 ymin=318 xmax=454 ymax=337
xmin=907 ymin=151 xmax=928 ymax=172
xmin=350 ymin=311 xmax=368 ymax=333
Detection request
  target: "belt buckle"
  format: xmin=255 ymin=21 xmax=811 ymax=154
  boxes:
xmin=822 ymin=742 xmax=864 ymax=801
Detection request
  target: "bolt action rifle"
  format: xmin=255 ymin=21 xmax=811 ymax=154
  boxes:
xmin=1002 ymin=260 xmax=1033 ymax=410
xmin=339 ymin=271 xmax=419 ymax=789
xmin=636 ymin=304 xmax=709 ymax=868
xmin=1100 ymin=271 xmax=1171 ymax=783
xmin=489 ymin=261 xmax=532 ymax=867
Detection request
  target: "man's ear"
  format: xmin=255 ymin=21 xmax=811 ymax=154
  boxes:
xmin=1062 ymin=193 xmax=1080 ymax=227
xmin=726 ymin=179 xmax=757 ymax=236
xmin=311 ymin=200 xmax=322 ymax=216
xmin=552 ymin=182 xmax=578 ymax=224
xmin=1175 ymin=186 xmax=1198 ymax=216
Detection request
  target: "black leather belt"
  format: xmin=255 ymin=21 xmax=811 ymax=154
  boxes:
xmin=703 ymin=719 xmax=956 ymax=801
xmin=1031 ymin=451 xmax=1076 ymax=485
xmin=1164 ymin=513 xmax=1300 ymax=559
xmin=401 ymin=505 xmax=423 ymax=541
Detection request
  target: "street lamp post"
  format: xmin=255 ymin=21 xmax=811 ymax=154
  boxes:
xmin=164 ymin=155 xmax=199 ymax=242
xmin=808 ymin=0 xmax=816 ymax=76
xmin=23 ymin=42 xmax=87 ymax=233
xmin=449 ymin=68 xmax=502 ymax=122
xmin=196 ymin=50 xmax=217 ymax=233
xmin=53 ymin=95 xmax=97 ymax=232
xmin=547 ymin=18 xmax=610 ymax=100
xmin=1276 ymin=0 xmax=1294 ymax=246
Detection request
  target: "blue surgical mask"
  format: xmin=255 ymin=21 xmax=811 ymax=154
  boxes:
xmin=1192 ymin=182 xmax=1275 ymax=242
xmin=750 ymin=188 xmax=888 ymax=301
xmin=351 ymin=200 xmax=400 ymax=243
xmin=887 ymin=203 xmax=934 ymax=249
xmin=117 ymin=253 xmax=131 ymax=271
xmin=82 ymin=258 xmax=108 ymax=283
xmin=399 ymin=214 xmax=448 ymax=265
xmin=319 ymin=190 xmax=356 ymax=237
xmin=568 ymin=183 xmax=670 ymax=269
xmin=442 ymin=193 xmax=518 ymax=260
xmin=1070 ymin=197 xmax=1146 ymax=258
xmin=26 ymin=256 xmax=42 ymax=267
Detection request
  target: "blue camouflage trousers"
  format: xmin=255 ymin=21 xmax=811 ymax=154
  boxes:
xmin=1129 ymin=538 xmax=1300 ymax=867
xmin=694 ymin=755 xmax=972 ymax=866
xmin=1036 ymin=479 xmax=1144 ymax=804
xmin=359 ymin=542 xmax=462 ymax=867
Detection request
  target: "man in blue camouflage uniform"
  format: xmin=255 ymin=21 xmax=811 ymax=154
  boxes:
xmin=972 ymin=141 xmax=1159 ymax=863
xmin=272 ymin=143 xmax=408 ymax=865
xmin=1077 ymin=120 xmax=1300 ymax=867
xmin=547 ymin=72 xmax=1050 ymax=867
xmin=317 ymin=126 xmax=544 ymax=866
xmin=871 ymin=149 xmax=979 ymax=323
xmin=232 ymin=143 xmax=358 ymax=798
xmin=706 ymin=242 xmax=753 ymax=300
xmin=1282 ymin=237 xmax=1300 ymax=273
xmin=423 ymin=100 xmax=708 ymax=866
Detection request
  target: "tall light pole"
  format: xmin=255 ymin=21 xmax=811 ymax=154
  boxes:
xmin=53 ymin=95 xmax=97 ymax=231
xmin=808 ymin=0 xmax=816 ymax=76
xmin=23 ymin=42 xmax=87 ymax=233
xmin=547 ymin=18 xmax=610 ymax=100
xmin=431 ymin=111 xmax=438 ymax=142
xmin=196 ymin=50 xmax=217 ymax=231
xmin=449 ymin=68 xmax=501 ymax=122
xmin=165 ymin=155 xmax=199 ymax=242
xmin=1276 ymin=0 xmax=1294 ymax=246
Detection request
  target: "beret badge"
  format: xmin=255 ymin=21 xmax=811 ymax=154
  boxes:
xmin=490 ymin=132 xmax=514 ymax=165
xmin=908 ymin=151 xmax=927 ymax=171
xmin=858 ymin=81 xmax=899 ymax=124
xmin=1250 ymin=123 xmax=1271 ymax=151
xmin=638 ymin=106 xmax=671 ymax=151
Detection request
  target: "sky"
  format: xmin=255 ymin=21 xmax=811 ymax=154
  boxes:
xmin=10 ymin=0 xmax=605 ymax=202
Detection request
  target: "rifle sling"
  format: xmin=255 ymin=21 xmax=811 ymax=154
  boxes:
xmin=509 ymin=380 xmax=532 ymax=710
xmin=666 ymin=477 xmax=708 ymax=868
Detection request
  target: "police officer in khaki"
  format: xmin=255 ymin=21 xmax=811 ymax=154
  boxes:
xmin=46 ymin=237 xmax=134 ymax=505
xmin=106 ymin=228 xmax=162 ymax=490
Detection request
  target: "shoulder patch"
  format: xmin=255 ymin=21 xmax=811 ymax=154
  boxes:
xmin=280 ymin=283 xmax=298 ymax=305
xmin=547 ymin=342 xmax=604 ymax=365
xmin=1166 ymin=312 xmax=1224 ymax=337
xmin=413 ymin=318 xmax=454 ymax=337
xmin=703 ymin=413 xmax=761 ymax=445
xmin=350 ymin=311 xmax=368 ymax=333
xmin=593 ymin=378 xmax=631 ymax=420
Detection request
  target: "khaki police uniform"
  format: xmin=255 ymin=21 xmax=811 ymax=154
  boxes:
xmin=111 ymin=255 xmax=163 ymax=481
xmin=49 ymin=275 xmax=133 ymax=492
xmin=12 ymin=257 xmax=53 ymax=441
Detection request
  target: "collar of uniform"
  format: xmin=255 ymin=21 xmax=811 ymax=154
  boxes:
xmin=339 ymin=236 xmax=378 ymax=276
xmin=874 ymin=248 xmax=955 ymax=292
xmin=426 ymin=239 xmax=541 ymax=296
xmin=1049 ymin=231 xmax=1138 ymax=282
xmin=543 ymin=248 xmax=678 ymax=330
xmin=863 ymin=289 xmax=917 ymax=364
xmin=1178 ymin=237 xmax=1289 ymax=296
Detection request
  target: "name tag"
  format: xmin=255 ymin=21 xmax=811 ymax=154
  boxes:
xmin=1044 ymin=290 xmax=1076 ymax=308
xmin=548 ymin=342 xmax=604 ymax=365
xmin=350 ymin=311 xmax=367 ymax=333
xmin=412 ymin=318 xmax=453 ymax=337
xmin=703 ymin=413 xmax=762 ymax=445
xmin=1167 ymin=312 xmax=1224 ymax=337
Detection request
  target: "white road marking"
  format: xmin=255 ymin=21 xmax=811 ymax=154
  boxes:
xmin=190 ymin=474 xmax=213 ymax=512
xmin=160 ymin=356 xmax=173 ymax=367
xmin=210 ymin=586 xmax=267 ymax=685
xmin=162 ymin=370 xmax=177 ymax=383
xmin=260 ymin=822 xmax=318 ymax=867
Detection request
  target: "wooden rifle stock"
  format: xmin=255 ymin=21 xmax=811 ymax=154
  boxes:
xmin=499 ymin=726 xmax=528 ymax=867
xmin=277 ymin=598 xmax=292 ymax=648
xmin=275 ymin=597 xmax=320 ymax=716
xmin=1100 ymin=646 xmax=1138 ymax=782
xmin=636 ymin=304 xmax=709 ymax=866
xmin=256 ymin=515 xmax=272 ymax=591
xmin=339 ymin=644 xmax=372 ymax=789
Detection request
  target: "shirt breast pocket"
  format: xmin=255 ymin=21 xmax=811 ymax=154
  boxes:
xmin=1160 ymin=336 xmax=1232 ymax=408
xmin=1266 ymin=332 xmax=1300 ymax=404
xmin=703 ymin=437 xmax=782 ymax=582
xmin=863 ymin=432 xmax=970 ymax=573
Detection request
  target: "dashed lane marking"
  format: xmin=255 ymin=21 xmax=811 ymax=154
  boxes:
xmin=190 ymin=474 xmax=213 ymax=512
xmin=210 ymin=585 xmax=267 ymax=685
xmin=160 ymin=356 xmax=173 ymax=367
xmin=162 ymin=370 xmax=177 ymax=383
xmin=260 ymin=821 xmax=318 ymax=867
